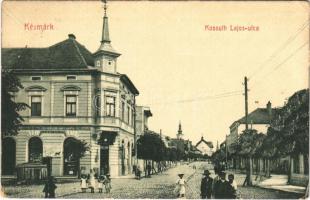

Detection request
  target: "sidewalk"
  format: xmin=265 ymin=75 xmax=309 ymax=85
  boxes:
xmin=225 ymin=170 xmax=306 ymax=195
xmin=257 ymin=174 xmax=306 ymax=194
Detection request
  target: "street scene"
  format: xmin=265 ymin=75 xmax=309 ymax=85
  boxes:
xmin=1 ymin=0 xmax=309 ymax=199
xmin=2 ymin=162 xmax=304 ymax=199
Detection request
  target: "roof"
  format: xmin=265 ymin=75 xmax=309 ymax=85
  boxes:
xmin=144 ymin=109 xmax=153 ymax=117
xmin=238 ymin=108 xmax=276 ymax=124
xmin=195 ymin=137 xmax=214 ymax=149
xmin=2 ymin=37 xmax=94 ymax=70
xmin=120 ymin=74 xmax=139 ymax=95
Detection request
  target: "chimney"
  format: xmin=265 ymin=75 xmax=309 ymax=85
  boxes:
xmin=68 ymin=34 xmax=76 ymax=40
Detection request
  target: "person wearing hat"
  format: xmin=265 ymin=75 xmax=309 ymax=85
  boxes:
xmin=200 ymin=170 xmax=213 ymax=199
xmin=175 ymin=173 xmax=186 ymax=198
xmin=213 ymin=171 xmax=230 ymax=199
xmin=43 ymin=176 xmax=57 ymax=198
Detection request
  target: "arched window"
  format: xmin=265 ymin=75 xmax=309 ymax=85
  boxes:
xmin=2 ymin=137 xmax=16 ymax=175
xmin=63 ymin=137 xmax=79 ymax=176
xmin=28 ymin=137 xmax=43 ymax=162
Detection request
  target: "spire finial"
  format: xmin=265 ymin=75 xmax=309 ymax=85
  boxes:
xmin=103 ymin=0 xmax=107 ymax=17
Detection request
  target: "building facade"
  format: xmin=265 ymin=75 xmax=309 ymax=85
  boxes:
xmin=134 ymin=106 xmax=152 ymax=172
xmin=195 ymin=137 xmax=213 ymax=156
xmin=1 ymin=4 xmax=139 ymax=178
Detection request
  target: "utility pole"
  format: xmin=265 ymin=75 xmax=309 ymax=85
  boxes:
xmin=243 ymin=76 xmax=252 ymax=186
xmin=244 ymin=76 xmax=249 ymax=130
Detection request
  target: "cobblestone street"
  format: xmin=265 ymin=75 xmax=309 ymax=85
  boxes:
xmin=2 ymin=162 xmax=304 ymax=199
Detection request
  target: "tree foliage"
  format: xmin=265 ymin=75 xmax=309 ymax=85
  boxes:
xmin=214 ymin=89 xmax=309 ymax=164
xmin=1 ymin=70 xmax=29 ymax=137
xmin=137 ymin=131 xmax=166 ymax=161
xmin=64 ymin=138 xmax=90 ymax=160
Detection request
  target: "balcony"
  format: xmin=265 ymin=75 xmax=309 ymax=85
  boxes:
xmin=97 ymin=116 xmax=134 ymax=133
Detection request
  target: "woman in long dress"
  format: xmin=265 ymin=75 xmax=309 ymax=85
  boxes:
xmin=176 ymin=173 xmax=186 ymax=198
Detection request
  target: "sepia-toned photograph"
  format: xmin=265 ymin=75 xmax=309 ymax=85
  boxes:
xmin=1 ymin=0 xmax=309 ymax=199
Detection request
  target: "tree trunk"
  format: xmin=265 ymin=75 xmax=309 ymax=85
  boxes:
xmin=77 ymin=159 xmax=81 ymax=178
xmin=243 ymin=157 xmax=253 ymax=186
xmin=266 ymin=158 xmax=271 ymax=178
xmin=288 ymin=155 xmax=292 ymax=183
xmin=249 ymin=157 xmax=253 ymax=185
xmin=144 ymin=160 xmax=147 ymax=177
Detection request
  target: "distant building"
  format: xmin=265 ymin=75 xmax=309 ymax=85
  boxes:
xmin=135 ymin=106 xmax=152 ymax=172
xmin=135 ymin=106 xmax=152 ymax=137
xmin=227 ymin=101 xmax=276 ymax=151
xmin=195 ymin=137 xmax=213 ymax=156
xmin=176 ymin=121 xmax=183 ymax=139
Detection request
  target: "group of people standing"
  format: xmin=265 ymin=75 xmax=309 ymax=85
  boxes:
xmin=201 ymin=167 xmax=238 ymax=199
xmin=80 ymin=172 xmax=111 ymax=194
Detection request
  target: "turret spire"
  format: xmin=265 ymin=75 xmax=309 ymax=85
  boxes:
xmin=101 ymin=0 xmax=110 ymax=43
xmin=94 ymin=0 xmax=120 ymax=56
xmin=177 ymin=121 xmax=183 ymax=139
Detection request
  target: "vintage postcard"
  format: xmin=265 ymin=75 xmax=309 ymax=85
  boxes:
xmin=1 ymin=0 xmax=309 ymax=199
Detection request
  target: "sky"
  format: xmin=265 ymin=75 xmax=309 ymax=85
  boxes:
xmin=2 ymin=1 xmax=309 ymax=147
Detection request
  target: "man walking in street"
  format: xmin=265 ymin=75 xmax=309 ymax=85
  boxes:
xmin=200 ymin=170 xmax=213 ymax=199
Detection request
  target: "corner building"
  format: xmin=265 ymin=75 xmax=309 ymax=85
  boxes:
xmin=1 ymin=5 xmax=138 ymax=178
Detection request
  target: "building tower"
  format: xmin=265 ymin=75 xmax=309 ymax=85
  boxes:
xmin=93 ymin=0 xmax=121 ymax=74
xmin=177 ymin=121 xmax=183 ymax=139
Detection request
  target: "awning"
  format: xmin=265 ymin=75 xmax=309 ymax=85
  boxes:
xmin=97 ymin=131 xmax=117 ymax=145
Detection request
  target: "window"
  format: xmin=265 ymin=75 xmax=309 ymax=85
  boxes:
xmin=96 ymin=60 xmax=101 ymax=67
xmin=127 ymin=106 xmax=130 ymax=124
xmin=67 ymin=75 xmax=77 ymax=80
xmin=106 ymin=96 xmax=115 ymax=117
xmin=96 ymin=95 xmax=101 ymax=117
xmin=66 ymin=96 xmax=77 ymax=116
xmin=31 ymin=96 xmax=42 ymax=116
xmin=121 ymin=102 xmax=125 ymax=120
xmin=28 ymin=137 xmax=43 ymax=162
xmin=132 ymin=109 xmax=135 ymax=126
xmin=31 ymin=76 xmax=41 ymax=81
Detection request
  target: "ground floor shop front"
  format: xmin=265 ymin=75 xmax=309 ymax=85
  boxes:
xmin=1 ymin=125 xmax=135 ymax=178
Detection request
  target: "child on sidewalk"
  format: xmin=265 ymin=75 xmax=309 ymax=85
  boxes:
xmin=80 ymin=174 xmax=87 ymax=193
xmin=97 ymin=175 xmax=105 ymax=193
xmin=104 ymin=174 xmax=112 ymax=193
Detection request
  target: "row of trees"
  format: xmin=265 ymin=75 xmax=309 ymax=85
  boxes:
xmin=212 ymin=89 xmax=309 ymax=186
xmin=137 ymin=131 xmax=184 ymax=162
xmin=137 ymin=131 xmax=205 ymax=163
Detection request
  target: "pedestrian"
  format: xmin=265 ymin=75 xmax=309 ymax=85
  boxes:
xmin=97 ymin=175 xmax=105 ymax=193
xmin=80 ymin=174 xmax=87 ymax=193
xmin=88 ymin=170 xmax=96 ymax=193
xmin=133 ymin=164 xmax=137 ymax=177
xmin=43 ymin=176 xmax=57 ymax=198
xmin=227 ymin=174 xmax=238 ymax=199
xmin=200 ymin=170 xmax=213 ymax=199
xmin=175 ymin=173 xmax=186 ymax=198
xmin=136 ymin=165 xmax=141 ymax=180
xmin=147 ymin=163 xmax=152 ymax=177
xmin=213 ymin=171 xmax=230 ymax=199
xmin=104 ymin=174 xmax=112 ymax=193
xmin=212 ymin=165 xmax=221 ymax=198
